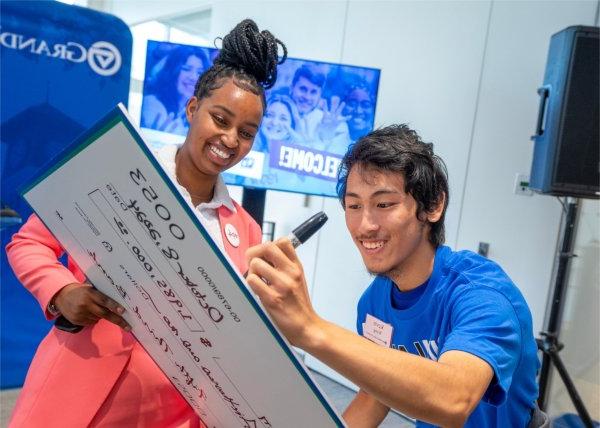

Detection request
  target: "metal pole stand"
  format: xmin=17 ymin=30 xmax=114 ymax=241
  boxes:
xmin=536 ymin=198 xmax=594 ymax=428
xmin=536 ymin=332 xmax=594 ymax=427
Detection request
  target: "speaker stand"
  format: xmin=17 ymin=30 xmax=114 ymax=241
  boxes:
xmin=537 ymin=198 xmax=593 ymax=427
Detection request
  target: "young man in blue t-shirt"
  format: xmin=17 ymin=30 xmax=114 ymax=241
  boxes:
xmin=246 ymin=124 xmax=541 ymax=427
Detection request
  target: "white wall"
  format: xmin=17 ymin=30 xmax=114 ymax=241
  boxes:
xmin=91 ymin=0 xmax=212 ymax=25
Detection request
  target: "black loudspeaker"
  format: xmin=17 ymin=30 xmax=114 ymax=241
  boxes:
xmin=530 ymin=26 xmax=599 ymax=199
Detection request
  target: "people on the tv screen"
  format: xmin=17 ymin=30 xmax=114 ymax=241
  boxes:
xmin=284 ymin=64 xmax=352 ymax=154
xmin=141 ymin=46 xmax=209 ymax=136
xmin=289 ymin=64 xmax=327 ymax=142
xmin=244 ymin=95 xmax=301 ymax=188
xmin=342 ymin=82 xmax=375 ymax=142
xmin=255 ymin=94 xmax=302 ymax=152
xmin=239 ymin=66 xmax=380 ymax=192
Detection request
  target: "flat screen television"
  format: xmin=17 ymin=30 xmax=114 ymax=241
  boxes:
xmin=140 ymin=40 xmax=381 ymax=197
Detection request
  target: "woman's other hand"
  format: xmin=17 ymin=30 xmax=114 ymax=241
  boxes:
xmin=53 ymin=283 xmax=131 ymax=331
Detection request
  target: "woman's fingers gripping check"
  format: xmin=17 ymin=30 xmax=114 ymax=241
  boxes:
xmin=89 ymin=289 xmax=131 ymax=331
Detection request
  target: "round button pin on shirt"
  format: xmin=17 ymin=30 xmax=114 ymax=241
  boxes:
xmin=224 ymin=223 xmax=240 ymax=248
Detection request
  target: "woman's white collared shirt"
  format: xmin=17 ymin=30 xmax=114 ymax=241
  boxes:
xmin=154 ymin=144 xmax=236 ymax=252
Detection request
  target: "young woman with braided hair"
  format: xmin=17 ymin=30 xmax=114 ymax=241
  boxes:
xmin=7 ymin=19 xmax=287 ymax=427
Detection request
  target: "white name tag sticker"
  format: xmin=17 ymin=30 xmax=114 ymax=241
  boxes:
xmin=362 ymin=314 xmax=393 ymax=347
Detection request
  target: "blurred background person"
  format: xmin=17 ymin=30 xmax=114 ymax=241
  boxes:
xmin=141 ymin=46 xmax=209 ymax=135
xmin=342 ymin=81 xmax=376 ymax=142
xmin=255 ymin=94 xmax=302 ymax=152
xmin=285 ymin=65 xmax=350 ymax=154
xmin=289 ymin=64 xmax=326 ymax=141
xmin=247 ymin=94 xmax=302 ymax=188
xmin=316 ymin=78 xmax=377 ymax=155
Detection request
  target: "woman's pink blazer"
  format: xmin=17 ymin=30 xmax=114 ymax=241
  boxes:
xmin=6 ymin=203 xmax=261 ymax=427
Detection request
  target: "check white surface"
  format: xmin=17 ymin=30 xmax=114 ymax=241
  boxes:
xmin=23 ymin=105 xmax=344 ymax=428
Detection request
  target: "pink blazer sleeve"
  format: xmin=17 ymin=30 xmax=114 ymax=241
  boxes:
xmin=5 ymin=214 xmax=81 ymax=319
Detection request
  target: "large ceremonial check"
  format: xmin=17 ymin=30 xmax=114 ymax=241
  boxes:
xmin=22 ymin=105 xmax=344 ymax=428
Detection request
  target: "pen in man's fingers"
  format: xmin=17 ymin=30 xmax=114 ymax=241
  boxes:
xmin=287 ymin=211 xmax=328 ymax=248
xmin=244 ymin=211 xmax=328 ymax=278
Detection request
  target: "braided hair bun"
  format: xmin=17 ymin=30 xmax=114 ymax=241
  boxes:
xmin=215 ymin=19 xmax=286 ymax=90
xmin=194 ymin=19 xmax=287 ymax=106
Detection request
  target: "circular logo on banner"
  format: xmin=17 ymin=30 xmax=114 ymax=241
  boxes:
xmin=87 ymin=41 xmax=122 ymax=76
xmin=224 ymin=224 xmax=240 ymax=248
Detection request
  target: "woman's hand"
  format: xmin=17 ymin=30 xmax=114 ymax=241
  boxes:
xmin=54 ymin=283 xmax=131 ymax=331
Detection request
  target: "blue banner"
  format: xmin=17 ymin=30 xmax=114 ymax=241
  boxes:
xmin=0 ymin=0 xmax=132 ymax=388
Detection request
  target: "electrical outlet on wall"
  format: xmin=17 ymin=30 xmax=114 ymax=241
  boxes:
xmin=478 ymin=242 xmax=490 ymax=258
xmin=514 ymin=173 xmax=534 ymax=196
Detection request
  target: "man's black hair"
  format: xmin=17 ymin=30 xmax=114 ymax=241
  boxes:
xmin=291 ymin=64 xmax=326 ymax=89
xmin=337 ymin=124 xmax=449 ymax=247
xmin=194 ymin=19 xmax=287 ymax=109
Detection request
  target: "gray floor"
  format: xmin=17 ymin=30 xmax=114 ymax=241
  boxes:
xmin=0 ymin=388 xmax=19 ymax=428
xmin=0 ymin=371 xmax=414 ymax=427
xmin=310 ymin=370 xmax=415 ymax=427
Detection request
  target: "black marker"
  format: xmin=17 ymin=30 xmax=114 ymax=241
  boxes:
xmin=287 ymin=211 xmax=328 ymax=248
xmin=243 ymin=211 xmax=328 ymax=279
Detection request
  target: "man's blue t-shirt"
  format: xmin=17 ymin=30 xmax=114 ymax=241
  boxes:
xmin=356 ymin=246 xmax=540 ymax=428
